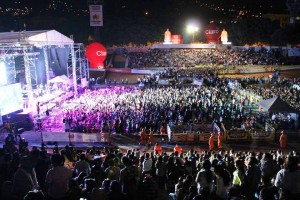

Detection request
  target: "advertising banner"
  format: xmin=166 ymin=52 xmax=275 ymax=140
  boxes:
xmin=85 ymin=42 xmax=107 ymax=69
xmin=226 ymin=129 xmax=249 ymax=140
xmin=89 ymin=5 xmax=103 ymax=27
xmin=250 ymin=130 xmax=274 ymax=141
xmin=199 ymin=132 xmax=216 ymax=142
xmin=205 ymin=23 xmax=221 ymax=44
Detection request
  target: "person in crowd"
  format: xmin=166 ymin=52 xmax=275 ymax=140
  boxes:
xmin=108 ymin=180 xmax=128 ymax=200
xmin=244 ymin=156 xmax=261 ymax=200
xmin=176 ymin=179 xmax=191 ymax=200
xmin=174 ymin=144 xmax=183 ymax=155
xmin=255 ymin=175 xmax=279 ymax=200
xmin=154 ymin=143 xmax=163 ymax=155
xmin=105 ymin=159 xmax=121 ymax=181
xmin=195 ymin=159 xmax=215 ymax=197
xmin=232 ymin=159 xmax=245 ymax=187
xmin=258 ymin=152 xmax=277 ymax=180
xmin=274 ymin=156 xmax=300 ymax=199
xmin=142 ymin=152 xmax=153 ymax=176
xmin=74 ymin=153 xmax=91 ymax=176
xmin=183 ymin=185 xmax=198 ymax=200
xmin=119 ymin=156 xmax=138 ymax=200
xmin=138 ymin=174 xmax=158 ymax=200
xmin=12 ymin=156 xmax=39 ymax=200
xmin=155 ymin=155 xmax=167 ymax=190
xmin=214 ymin=164 xmax=227 ymax=200
xmin=44 ymin=154 xmax=73 ymax=200
xmin=65 ymin=179 xmax=82 ymax=200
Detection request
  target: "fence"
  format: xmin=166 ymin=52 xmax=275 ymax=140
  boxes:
xmin=167 ymin=122 xmax=220 ymax=143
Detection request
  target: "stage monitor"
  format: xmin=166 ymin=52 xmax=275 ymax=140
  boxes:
xmin=0 ymin=83 xmax=23 ymax=115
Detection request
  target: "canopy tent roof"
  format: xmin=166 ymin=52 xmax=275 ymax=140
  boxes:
xmin=0 ymin=30 xmax=74 ymax=47
xmin=49 ymin=75 xmax=70 ymax=83
xmin=257 ymin=96 xmax=298 ymax=113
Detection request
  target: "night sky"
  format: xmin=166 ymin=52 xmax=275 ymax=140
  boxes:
xmin=0 ymin=0 xmax=296 ymax=46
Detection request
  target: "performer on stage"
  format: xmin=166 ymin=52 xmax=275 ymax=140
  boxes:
xmin=36 ymin=102 xmax=40 ymax=116
xmin=63 ymin=116 xmax=72 ymax=145
xmin=63 ymin=117 xmax=71 ymax=133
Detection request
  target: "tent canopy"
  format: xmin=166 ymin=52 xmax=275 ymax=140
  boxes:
xmin=49 ymin=75 xmax=70 ymax=84
xmin=0 ymin=30 xmax=74 ymax=47
xmin=257 ymin=96 xmax=298 ymax=113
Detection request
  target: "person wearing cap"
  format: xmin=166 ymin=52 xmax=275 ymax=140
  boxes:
xmin=279 ymin=130 xmax=287 ymax=148
xmin=218 ymin=132 xmax=224 ymax=149
xmin=209 ymin=133 xmax=215 ymax=151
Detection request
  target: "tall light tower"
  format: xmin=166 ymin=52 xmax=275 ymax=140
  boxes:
xmin=87 ymin=0 xmax=104 ymax=42
xmin=286 ymin=0 xmax=300 ymax=24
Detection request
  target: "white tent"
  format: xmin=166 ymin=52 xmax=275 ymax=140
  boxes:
xmin=49 ymin=75 xmax=70 ymax=84
xmin=0 ymin=30 xmax=74 ymax=47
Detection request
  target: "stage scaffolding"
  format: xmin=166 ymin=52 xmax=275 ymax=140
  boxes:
xmin=0 ymin=42 xmax=88 ymax=100
xmin=67 ymin=43 xmax=89 ymax=96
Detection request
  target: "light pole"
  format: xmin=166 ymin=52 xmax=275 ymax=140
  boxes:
xmin=187 ymin=25 xmax=199 ymax=43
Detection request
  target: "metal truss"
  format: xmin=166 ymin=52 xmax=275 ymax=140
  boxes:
xmin=67 ymin=43 xmax=89 ymax=96
xmin=0 ymin=42 xmax=88 ymax=99
xmin=23 ymin=47 xmax=39 ymax=100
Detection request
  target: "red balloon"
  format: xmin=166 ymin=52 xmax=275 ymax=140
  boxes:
xmin=205 ymin=24 xmax=221 ymax=44
xmin=85 ymin=42 xmax=107 ymax=69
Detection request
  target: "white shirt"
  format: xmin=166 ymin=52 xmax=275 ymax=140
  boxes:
xmin=142 ymin=158 xmax=153 ymax=173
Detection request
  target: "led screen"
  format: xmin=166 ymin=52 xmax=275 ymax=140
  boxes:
xmin=0 ymin=83 xmax=23 ymax=115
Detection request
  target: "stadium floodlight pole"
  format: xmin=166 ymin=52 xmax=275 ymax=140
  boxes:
xmin=187 ymin=25 xmax=199 ymax=43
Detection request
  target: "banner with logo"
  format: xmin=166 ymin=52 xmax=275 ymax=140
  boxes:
xmin=199 ymin=132 xmax=216 ymax=142
xmin=250 ymin=130 xmax=274 ymax=141
xmin=89 ymin=5 xmax=103 ymax=26
xmin=226 ymin=129 xmax=249 ymax=141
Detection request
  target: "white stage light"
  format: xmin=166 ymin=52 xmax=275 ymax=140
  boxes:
xmin=0 ymin=62 xmax=7 ymax=85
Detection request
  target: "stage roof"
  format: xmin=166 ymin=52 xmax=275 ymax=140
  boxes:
xmin=0 ymin=30 xmax=74 ymax=47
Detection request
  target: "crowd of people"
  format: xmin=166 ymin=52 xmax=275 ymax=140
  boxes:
xmin=127 ymin=48 xmax=285 ymax=68
xmin=0 ymin=142 xmax=299 ymax=200
xmin=245 ymin=77 xmax=300 ymax=111
xmin=60 ymin=72 xmax=260 ymax=135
